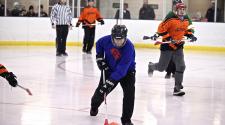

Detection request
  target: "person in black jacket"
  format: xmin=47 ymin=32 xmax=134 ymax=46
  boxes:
xmin=115 ymin=3 xmax=131 ymax=19
xmin=26 ymin=5 xmax=37 ymax=17
xmin=205 ymin=0 xmax=221 ymax=22
xmin=40 ymin=4 xmax=48 ymax=17
xmin=139 ymin=0 xmax=155 ymax=20
xmin=0 ymin=3 xmax=5 ymax=16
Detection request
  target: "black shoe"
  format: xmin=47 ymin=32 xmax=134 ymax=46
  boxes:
xmin=56 ymin=52 xmax=62 ymax=56
xmin=165 ymin=73 xmax=171 ymax=79
xmin=173 ymin=88 xmax=185 ymax=96
xmin=122 ymin=122 xmax=134 ymax=125
xmin=172 ymin=73 xmax=175 ymax=78
xmin=62 ymin=52 xmax=68 ymax=56
xmin=148 ymin=62 xmax=154 ymax=77
xmin=90 ymin=107 xmax=98 ymax=116
xmin=82 ymin=49 xmax=86 ymax=53
xmin=86 ymin=51 xmax=92 ymax=54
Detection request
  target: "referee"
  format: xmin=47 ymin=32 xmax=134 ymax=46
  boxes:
xmin=50 ymin=0 xmax=72 ymax=56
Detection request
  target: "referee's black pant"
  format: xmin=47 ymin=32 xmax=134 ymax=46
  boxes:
xmin=91 ymin=71 xmax=136 ymax=124
xmin=83 ymin=27 xmax=95 ymax=53
xmin=56 ymin=25 xmax=69 ymax=54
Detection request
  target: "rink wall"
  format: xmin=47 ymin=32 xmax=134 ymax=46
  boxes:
xmin=0 ymin=17 xmax=225 ymax=52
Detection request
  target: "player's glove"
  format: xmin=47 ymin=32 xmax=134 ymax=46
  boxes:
xmin=100 ymin=20 xmax=104 ymax=25
xmin=186 ymin=34 xmax=197 ymax=42
xmin=189 ymin=35 xmax=197 ymax=42
xmin=5 ymin=72 xmax=18 ymax=87
xmin=96 ymin=55 xmax=109 ymax=71
xmin=76 ymin=22 xmax=80 ymax=27
xmin=150 ymin=34 xmax=159 ymax=40
xmin=99 ymin=79 xmax=116 ymax=94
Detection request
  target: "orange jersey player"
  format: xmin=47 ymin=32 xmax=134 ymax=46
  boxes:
xmin=77 ymin=4 xmax=103 ymax=28
xmin=76 ymin=0 xmax=104 ymax=54
xmin=0 ymin=64 xmax=18 ymax=87
xmin=148 ymin=3 xmax=197 ymax=96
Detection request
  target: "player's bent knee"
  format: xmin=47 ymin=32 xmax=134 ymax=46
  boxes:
xmin=177 ymin=65 xmax=186 ymax=72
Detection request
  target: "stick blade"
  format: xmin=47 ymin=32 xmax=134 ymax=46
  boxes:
xmin=143 ymin=36 xmax=151 ymax=40
xmin=25 ymin=88 xmax=33 ymax=96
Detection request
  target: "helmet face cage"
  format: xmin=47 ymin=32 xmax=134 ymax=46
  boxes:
xmin=111 ymin=25 xmax=128 ymax=48
xmin=111 ymin=25 xmax=128 ymax=39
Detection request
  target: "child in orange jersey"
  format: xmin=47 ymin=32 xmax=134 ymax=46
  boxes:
xmin=76 ymin=0 xmax=104 ymax=54
xmin=148 ymin=3 xmax=197 ymax=96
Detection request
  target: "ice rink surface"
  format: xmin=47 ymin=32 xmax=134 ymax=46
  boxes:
xmin=0 ymin=46 xmax=225 ymax=125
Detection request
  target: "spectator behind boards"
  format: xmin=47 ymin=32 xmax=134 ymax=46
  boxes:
xmin=115 ymin=3 xmax=131 ymax=19
xmin=26 ymin=5 xmax=37 ymax=17
xmin=139 ymin=0 xmax=155 ymax=20
xmin=205 ymin=0 xmax=222 ymax=22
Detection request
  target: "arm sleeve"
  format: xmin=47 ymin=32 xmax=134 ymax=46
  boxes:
xmin=115 ymin=10 xmax=119 ymax=19
xmin=151 ymin=8 xmax=155 ymax=19
xmin=67 ymin=7 xmax=72 ymax=25
xmin=50 ymin=5 xmax=57 ymax=24
xmin=157 ymin=20 xmax=171 ymax=41
xmin=128 ymin=11 xmax=131 ymax=19
xmin=96 ymin=8 xmax=103 ymax=21
xmin=96 ymin=38 xmax=104 ymax=57
xmin=78 ymin=8 xmax=85 ymax=23
xmin=139 ymin=9 xmax=142 ymax=19
xmin=110 ymin=45 xmax=134 ymax=81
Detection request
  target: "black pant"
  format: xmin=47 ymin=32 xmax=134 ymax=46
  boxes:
xmin=91 ymin=71 xmax=135 ymax=124
xmin=83 ymin=27 xmax=95 ymax=52
xmin=166 ymin=59 xmax=176 ymax=75
xmin=56 ymin=25 xmax=69 ymax=54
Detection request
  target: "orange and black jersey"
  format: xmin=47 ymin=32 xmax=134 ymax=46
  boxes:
xmin=77 ymin=6 xmax=103 ymax=28
xmin=157 ymin=12 xmax=193 ymax=50
xmin=0 ymin=64 xmax=8 ymax=77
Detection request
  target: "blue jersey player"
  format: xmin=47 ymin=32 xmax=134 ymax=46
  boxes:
xmin=90 ymin=25 xmax=136 ymax=125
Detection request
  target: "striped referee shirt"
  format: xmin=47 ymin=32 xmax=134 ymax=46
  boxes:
xmin=50 ymin=3 xmax=72 ymax=25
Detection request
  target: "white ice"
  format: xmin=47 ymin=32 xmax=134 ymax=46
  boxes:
xmin=0 ymin=46 xmax=225 ymax=125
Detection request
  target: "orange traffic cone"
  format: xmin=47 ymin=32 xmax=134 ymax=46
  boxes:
xmin=104 ymin=119 xmax=109 ymax=125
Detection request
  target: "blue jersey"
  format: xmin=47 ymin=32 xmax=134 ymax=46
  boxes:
xmin=96 ymin=35 xmax=136 ymax=81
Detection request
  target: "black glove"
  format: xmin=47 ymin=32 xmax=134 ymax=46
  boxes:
xmin=150 ymin=34 xmax=159 ymax=40
xmin=5 ymin=72 xmax=18 ymax=87
xmin=76 ymin=22 xmax=80 ymax=27
xmin=189 ymin=35 xmax=197 ymax=42
xmin=186 ymin=34 xmax=197 ymax=42
xmin=96 ymin=55 xmax=109 ymax=71
xmin=99 ymin=79 xmax=116 ymax=94
xmin=100 ymin=20 xmax=104 ymax=25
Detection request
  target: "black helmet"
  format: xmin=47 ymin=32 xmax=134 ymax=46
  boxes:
xmin=173 ymin=0 xmax=183 ymax=5
xmin=111 ymin=25 xmax=128 ymax=39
